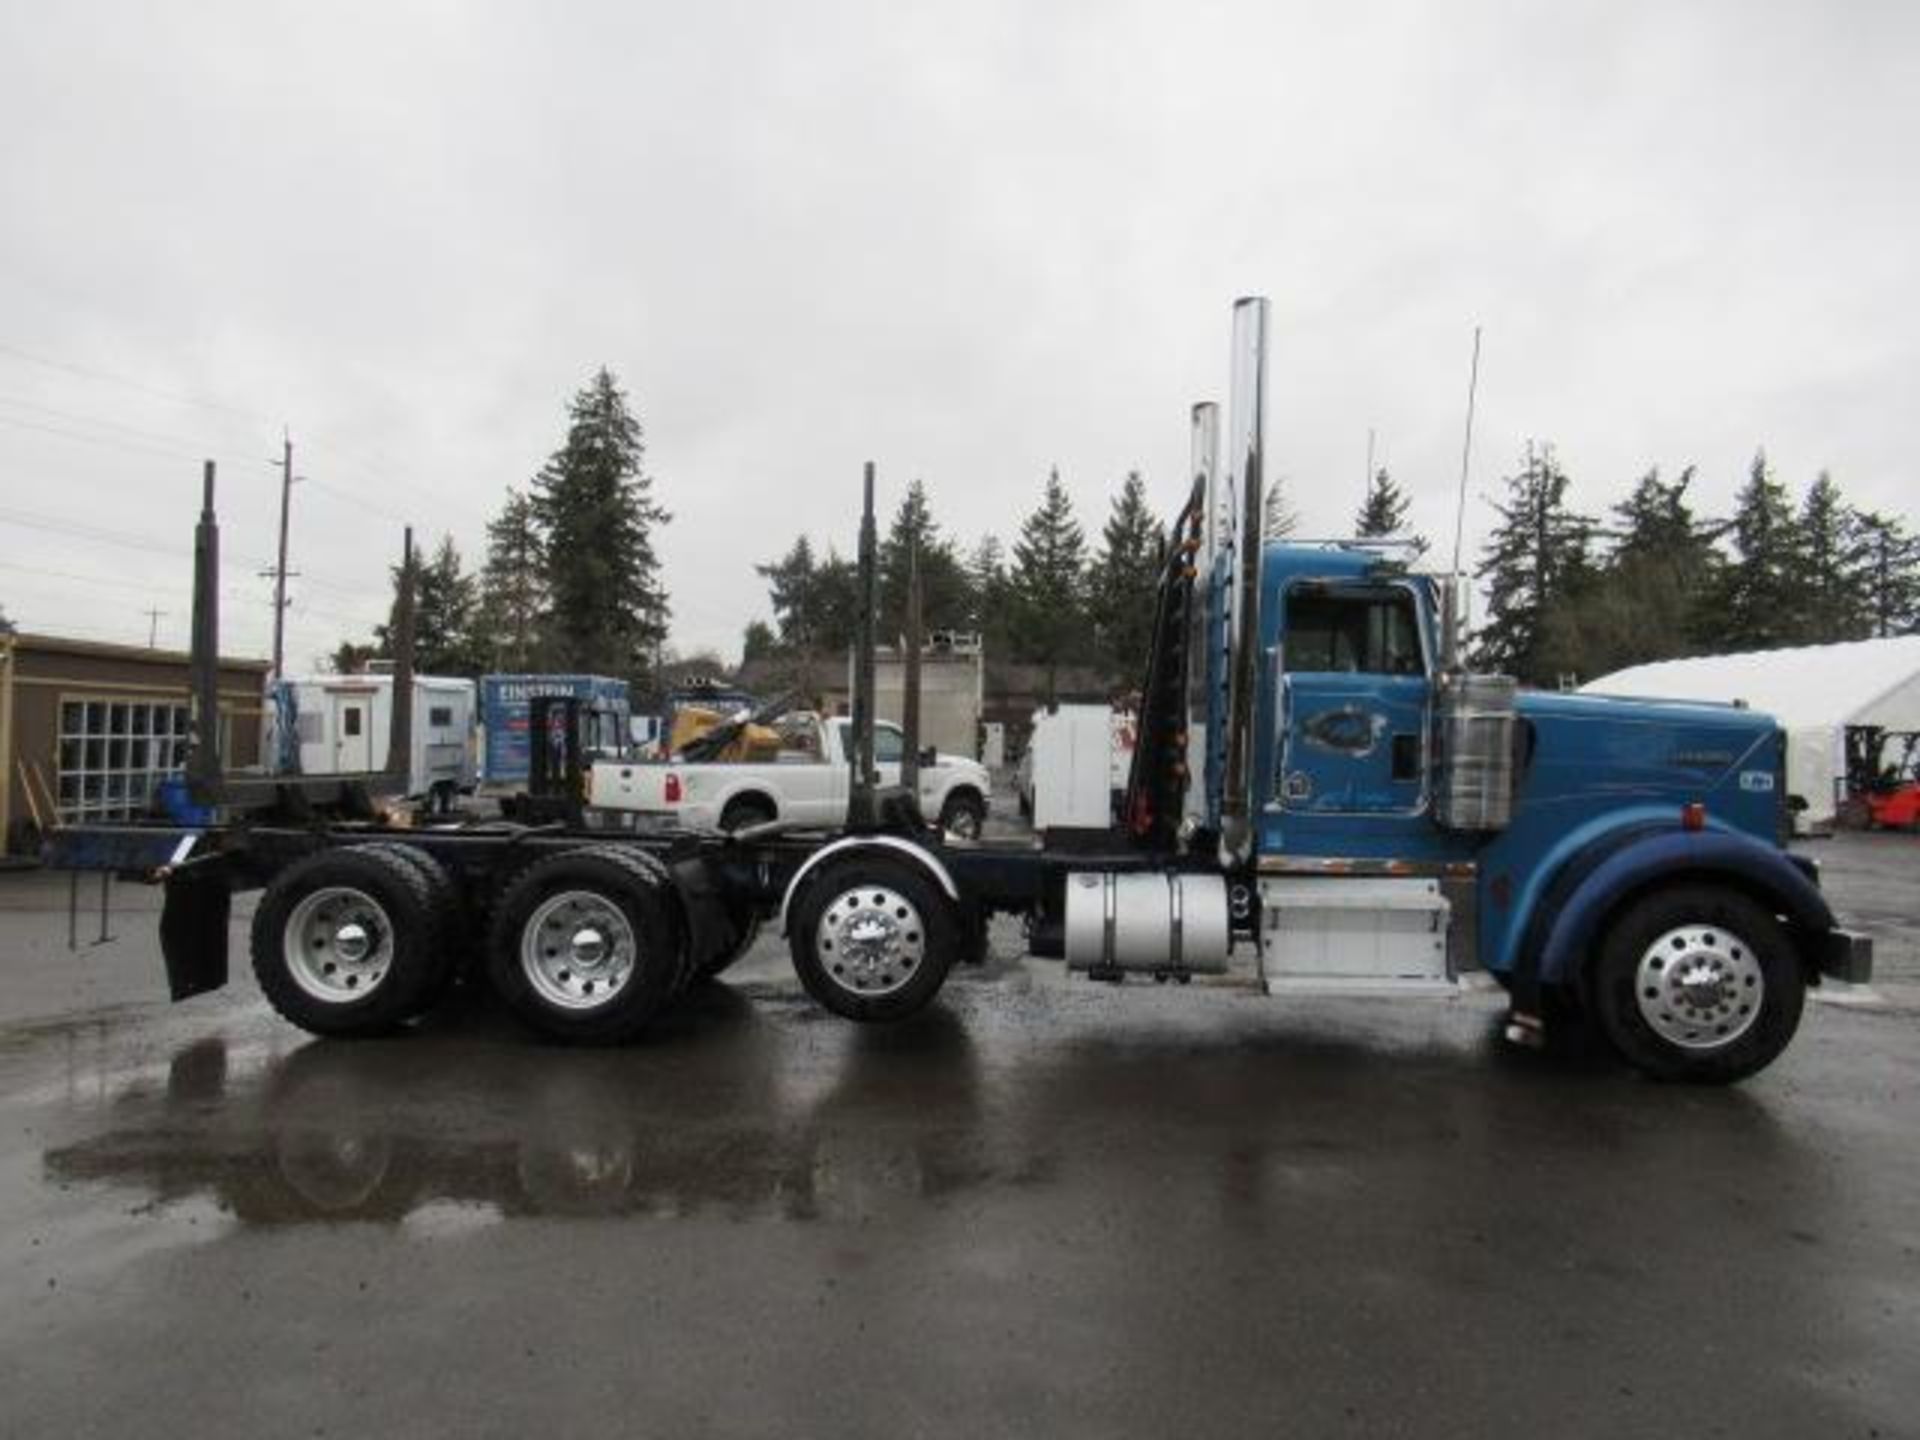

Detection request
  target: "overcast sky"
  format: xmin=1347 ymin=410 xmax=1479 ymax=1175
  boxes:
xmin=2 ymin=0 xmax=1915 ymax=667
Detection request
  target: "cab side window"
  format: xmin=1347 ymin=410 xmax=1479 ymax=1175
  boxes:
xmin=873 ymin=725 xmax=904 ymax=763
xmin=1284 ymin=588 xmax=1424 ymax=675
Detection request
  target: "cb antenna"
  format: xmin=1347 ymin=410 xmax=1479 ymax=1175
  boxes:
xmin=1449 ymin=325 xmax=1482 ymax=579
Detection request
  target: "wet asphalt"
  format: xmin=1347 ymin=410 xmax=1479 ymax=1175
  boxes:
xmin=0 ymin=835 xmax=1916 ymax=1439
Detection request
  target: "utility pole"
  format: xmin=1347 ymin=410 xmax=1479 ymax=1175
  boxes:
xmin=264 ymin=429 xmax=302 ymax=680
xmin=143 ymin=608 xmax=165 ymax=648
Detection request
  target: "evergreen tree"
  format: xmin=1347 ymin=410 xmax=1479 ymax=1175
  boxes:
xmin=1262 ymin=477 xmax=1298 ymax=540
xmin=0 ymin=603 xmax=14 ymax=635
xmin=1797 ymin=472 xmax=1871 ymax=644
xmin=965 ymin=533 xmax=1012 ymax=652
xmin=1009 ymin=468 xmax=1089 ymax=699
xmin=1355 ymin=467 xmax=1410 ymax=537
xmin=1711 ymin=450 xmax=1803 ymax=650
xmin=811 ymin=549 xmax=863 ymax=654
xmin=531 ymin=369 xmax=670 ymax=679
xmin=1086 ymin=471 xmax=1163 ymax=682
xmin=741 ymin=618 xmax=778 ymax=663
xmin=1471 ymin=444 xmax=1596 ymax=684
xmin=375 ymin=535 xmax=483 ymax=676
xmin=1547 ymin=465 xmax=1723 ymax=674
xmin=476 ymin=487 xmax=548 ymax=672
xmin=878 ymin=480 xmax=969 ymax=641
xmin=1852 ymin=510 xmax=1920 ymax=637
xmin=756 ymin=535 xmax=820 ymax=653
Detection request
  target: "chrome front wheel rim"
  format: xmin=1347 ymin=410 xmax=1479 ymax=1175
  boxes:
xmin=1634 ymin=922 xmax=1765 ymax=1050
xmin=284 ymin=886 xmax=395 ymax=1004
xmin=521 ymin=889 xmax=639 ymax=1011
xmin=815 ymin=885 xmax=925 ymax=998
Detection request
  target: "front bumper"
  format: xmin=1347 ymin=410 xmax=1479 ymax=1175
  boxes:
xmin=1811 ymin=927 xmax=1874 ymax=985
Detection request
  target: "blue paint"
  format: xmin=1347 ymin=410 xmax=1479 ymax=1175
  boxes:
xmin=480 ymin=675 xmax=631 ymax=784
xmin=1237 ymin=542 xmax=1809 ymax=981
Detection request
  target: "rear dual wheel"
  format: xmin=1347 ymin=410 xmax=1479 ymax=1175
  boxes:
xmin=485 ymin=846 xmax=685 ymax=1043
xmin=251 ymin=846 xmax=455 ymax=1037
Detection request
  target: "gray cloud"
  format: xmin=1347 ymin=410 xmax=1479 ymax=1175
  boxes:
xmin=3 ymin=0 xmax=1914 ymax=663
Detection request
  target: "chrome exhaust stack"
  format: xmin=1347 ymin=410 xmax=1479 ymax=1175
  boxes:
xmin=1218 ymin=296 xmax=1268 ymax=868
xmin=1183 ymin=401 xmax=1221 ymax=830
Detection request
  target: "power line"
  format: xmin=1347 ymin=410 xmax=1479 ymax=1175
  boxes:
xmin=0 ymin=339 xmax=273 ymax=425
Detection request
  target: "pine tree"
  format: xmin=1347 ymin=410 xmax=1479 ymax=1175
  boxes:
xmin=1009 ymin=468 xmax=1088 ymax=699
xmin=756 ymin=535 xmax=819 ymax=653
xmin=741 ymin=618 xmax=778 ymax=663
xmin=878 ymin=480 xmax=969 ymax=641
xmin=1354 ymin=467 xmax=1423 ymax=553
xmin=1797 ymin=472 xmax=1871 ymax=644
xmin=1711 ymin=450 xmax=1803 ymax=651
xmin=0 ymin=603 xmax=14 ymax=635
xmin=1852 ymin=510 xmax=1920 ymax=638
xmin=1551 ymin=465 xmax=1724 ymax=673
xmin=1086 ymin=471 xmax=1163 ymax=682
xmin=965 ymin=534 xmax=1012 ymax=652
xmin=1471 ymin=444 xmax=1596 ymax=684
xmin=476 ymin=487 xmax=548 ymax=672
xmin=531 ymin=368 xmax=670 ymax=679
xmin=1262 ymin=478 xmax=1298 ymax=540
xmin=1355 ymin=467 xmax=1406 ymax=536
xmin=375 ymin=535 xmax=483 ymax=676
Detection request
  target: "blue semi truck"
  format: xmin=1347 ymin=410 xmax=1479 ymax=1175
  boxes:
xmin=46 ymin=298 xmax=1870 ymax=1083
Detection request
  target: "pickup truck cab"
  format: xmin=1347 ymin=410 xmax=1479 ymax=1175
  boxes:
xmin=588 ymin=711 xmax=992 ymax=836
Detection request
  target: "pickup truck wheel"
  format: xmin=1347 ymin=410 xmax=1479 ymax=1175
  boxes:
xmin=719 ymin=796 xmax=776 ymax=833
xmin=251 ymin=847 xmax=447 ymax=1037
xmin=487 ymin=847 xmax=683 ymax=1043
xmin=937 ymin=790 xmax=986 ymax=840
xmin=789 ymin=857 xmax=959 ymax=1022
xmin=1590 ymin=884 xmax=1804 ymax=1083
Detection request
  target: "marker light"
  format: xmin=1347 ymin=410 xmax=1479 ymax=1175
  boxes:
xmin=1682 ymin=802 xmax=1706 ymax=832
xmin=664 ymin=772 xmax=683 ymax=804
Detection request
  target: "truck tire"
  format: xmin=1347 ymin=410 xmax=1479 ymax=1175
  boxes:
xmin=1588 ymin=883 xmax=1805 ymax=1083
xmin=719 ymin=795 xmax=776 ymax=833
xmin=788 ymin=855 xmax=960 ymax=1023
xmin=350 ymin=842 xmax=467 ymax=985
xmin=250 ymin=847 xmax=449 ymax=1037
xmin=936 ymin=789 xmax=986 ymax=840
xmin=486 ymin=845 xmax=684 ymax=1043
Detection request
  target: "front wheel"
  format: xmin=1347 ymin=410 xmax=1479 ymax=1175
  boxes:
xmin=1589 ymin=884 xmax=1805 ymax=1083
xmin=788 ymin=856 xmax=960 ymax=1022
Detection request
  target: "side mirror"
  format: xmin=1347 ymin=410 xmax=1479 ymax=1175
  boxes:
xmin=919 ymin=746 xmax=938 ymax=769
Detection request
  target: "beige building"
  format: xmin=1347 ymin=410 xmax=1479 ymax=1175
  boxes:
xmin=0 ymin=632 xmax=268 ymax=855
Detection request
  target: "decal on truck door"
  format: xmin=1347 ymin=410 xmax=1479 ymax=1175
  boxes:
xmin=1277 ymin=582 xmax=1429 ymax=816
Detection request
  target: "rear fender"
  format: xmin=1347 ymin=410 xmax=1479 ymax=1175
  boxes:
xmin=778 ymin=835 xmax=961 ymax=935
xmin=1532 ymin=830 xmax=1834 ymax=988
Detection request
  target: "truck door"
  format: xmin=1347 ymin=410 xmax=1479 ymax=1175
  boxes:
xmin=332 ymin=694 xmax=373 ymax=773
xmin=1276 ymin=581 xmax=1429 ymax=815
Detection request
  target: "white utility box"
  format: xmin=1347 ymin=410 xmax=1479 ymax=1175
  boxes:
xmin=1029 ymin=704 xmax=1115 ymax=831
xmin=1258 ymin=876 xmax=1453 ymax=994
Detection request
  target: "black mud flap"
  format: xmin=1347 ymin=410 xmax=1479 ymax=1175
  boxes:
xmin=159 ymin=878 xmax=231 ymax=1001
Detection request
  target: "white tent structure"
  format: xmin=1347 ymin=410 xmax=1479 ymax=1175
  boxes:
xmin=1582 ymin=636 xmax=1920 ymax=833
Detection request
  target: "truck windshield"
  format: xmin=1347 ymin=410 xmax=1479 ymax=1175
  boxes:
xmin=1284 ymin=587 xmax=1423 ymax=675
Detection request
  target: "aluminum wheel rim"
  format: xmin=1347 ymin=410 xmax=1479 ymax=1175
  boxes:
xmin=1634 ymin=922 xmax=1765 ymax=1050
xmin=815 ymin=885 xmax=925 ymax=998
xmin=943 ymin=805 xmax=982 ymax=840
xmin=521 ymin=890 xmax=638 ymax=1011
xmin=284 ymin=886 xmax=395 ymax=1004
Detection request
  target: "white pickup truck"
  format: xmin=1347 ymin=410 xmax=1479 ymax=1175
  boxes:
xmin=588 ymin=711 xmax=992 ymax=837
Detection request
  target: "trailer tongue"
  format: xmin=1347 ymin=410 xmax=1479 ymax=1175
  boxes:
xmin=41 ymin=298 xmax=1871 ymax=1083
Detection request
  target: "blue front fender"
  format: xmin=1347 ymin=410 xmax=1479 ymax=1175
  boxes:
xmin=1534 ymin=830 xmax=1834 ymax=986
